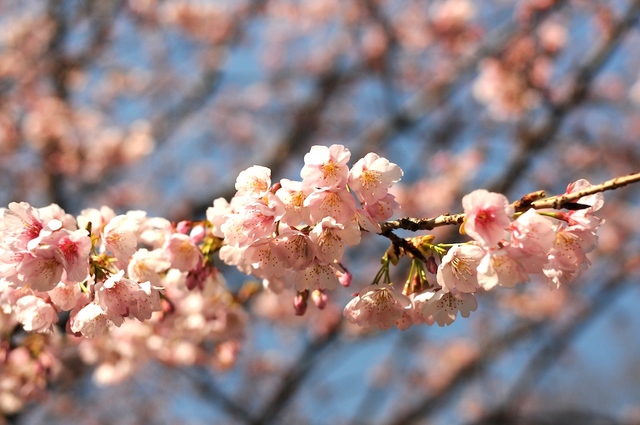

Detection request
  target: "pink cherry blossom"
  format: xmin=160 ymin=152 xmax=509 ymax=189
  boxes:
xmin=462 ymin=189 xmax=513 ymax=247
xmin=130 ymin=281 xmax=162 ymax=321
xmin=355 ymin=208 xmax=382 ymax=233
xmin=16 ymin=247 xmax=64 ymax=292
xmin=14 ymin=295 xmax=58 ymax=333
xmin=476 ymin=247 xmax=529 ymax=290
xmin=234 ymin=165 xmax=271 ymax=198
xmin=70 ymin=301 xmax=110 ymax=337
xmin=565 ymin=178 xmax=604 ymax=213
xmin=309 ymin=218 xmax=347 ymax=264
xmin=509 ymin=208 xmax=556 ymax=273
xmin=363 ymin=193 xmax=400 ymax=223
xmin=76 ymin=206 xmax=117 ymax=237
xmin=163 ymin=233 xmax=202 ymax=272
xmin=248 ymin=196 xmax=285 ymax=236
xmin=300 ymin=144 xmax=351 ymax=190
xmin=50 ymin=228 xmax=92 ymax=282
xmin=128 ymin=248 xmax=171 ymax=287
xmin=348 ymin=152 xmax=403 ymax=204
xmin=294 ymin=262 xmax=338 ymax=291
xmin=96 ymin=270 xmax=160 ymax=326
xmin=273 ymin=228 xmax=315 ymax=270
xmin=102 ymin=214 xmax=139 ymax=266
xmin=542 ymin=225 xmax=593 ymax=290
xmin=244 ymin=237 xmax=288 ymax=279
xmin=305 ymin=187 xmax=356 ymax=224
xmin=38 ymin=203 xmax=77 ymax=231
xmin=408 ymin=292 xmax=436 ymax=325
xmin=206 ymin=197 xmax=233 ymax=238
xmin=218 ymin=245 xmax=252 ymax=274
xmin=343 ymin=284 xmax=412 ymax=330
xmin=420 ymin=290 xmax=478 ymax=326
xmin=436 ymin=243 xmax=484 ymax=293
xmin=274 ymin=179 xmax=309 ymax=226
xmin=49 ymin=281 xmax=84 ymax=311
xmin=1 ymin=202 xmax=46 ymax=250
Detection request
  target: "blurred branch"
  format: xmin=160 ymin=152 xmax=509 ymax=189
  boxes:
xmin=193 ymin=1 xmax=565 ymax=216
xmin=488 ymin=0 xmax=640 ymax=195
xmin=351 ymin=330 xmax=420 ymax=425
xmin=350 ymin=1 xmax=568 ymax=159
xmin=359 ymin=0 xmax=401 ymax=115
xmin=193 ymin=64 xmax=354 ymax=215
xmin=251 ymin=319 xmax=344 ymax=425
xmin=384 ymin=317 xmax=549 ymax=425
xmin=382 ymin=271 xmax=629 ymax=425
xmin=41 ymin=0 xmax=71 ymax=209
xmin=72 ymin=0 xmax=125 ymax=67
xmin=182 ymin=366 xmax=256 ymax=424
xmin=467 ymin=259 xmax=633 ymax=425
xmin=151 ymin=0 xmax=269 ymax=147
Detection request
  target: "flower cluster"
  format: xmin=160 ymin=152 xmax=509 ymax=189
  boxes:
xmin=0 ymin=201 xmax=234 ymax=339
xmin=344 ymin=179 xmax=604 ymax=329
xmin=0 ymin=146 xmax=614 ymax=339
xmin=207 ymin=144 xmax=403 ymax=310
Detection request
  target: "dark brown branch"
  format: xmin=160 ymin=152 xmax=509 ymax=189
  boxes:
xmin=380 ymin=171 xmax=640 ymax=234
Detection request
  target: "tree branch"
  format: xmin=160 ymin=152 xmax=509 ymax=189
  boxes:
xmin=380 ymin=171 xmax=640 ymax=234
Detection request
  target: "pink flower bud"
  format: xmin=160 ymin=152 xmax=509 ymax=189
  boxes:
xmin=176 ymin=220 xmax=191 ymax=235
xmin=293 ymin=291 xmax=308 ymax=316
xmin=337 ymin=268 xmax=352 ymax=287
xmin=426 ymin=256 xmax=438 ymax=275
xmin=190 ymin=224 xmax=206 ymax=243
xmin=311 ymin=289 xmax=328 ymax=309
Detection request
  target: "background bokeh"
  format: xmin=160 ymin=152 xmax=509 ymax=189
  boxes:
xmin=2 ymin=0 xmax=640 ymax=424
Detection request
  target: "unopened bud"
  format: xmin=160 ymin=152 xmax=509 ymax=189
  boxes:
xmin=427 ymin=256 xmax=438 ymax=275
xmin=190 ymin=224 xmax=206 ymax=244
xmin=293 ymin=291 xmax=308 ymax=316
xmin=337 ymin=268 xmax=352 ymax=287
xmin=311 ymin=290 xmax=328 ymax=309
xmin=176 ymin=220 xmax=191 ymax=235
xmin=271 ymin=182 xmax=282 ymax=193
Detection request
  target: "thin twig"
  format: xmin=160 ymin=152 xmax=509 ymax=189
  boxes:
xmin=380 ymin=171 xmax=640 ymax=234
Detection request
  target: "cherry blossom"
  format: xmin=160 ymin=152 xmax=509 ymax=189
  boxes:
xmin=70 ymin=301 xmax=110 ymax=338
xmin=305 ymin=187 xmax=356 ymax=224
xmin=273 ymin=228 xmax=315 ymax=271
xmin=15 ymin=247 xmax=64 ymax=292
xmin=436 ymin=243 xmax=484 ymax=293
xmin=244 ymin=237 xmax=288 ymax=279
xmin=102 ymin=214 xmax=139 ymax=266
xmin=50 ymin=228 xmax=92 ymax=282
xmin=300 ymin=144 xmax=351 ymax=190
xmin=476 ymin=246 xmax=529 ymax=290
xmin=275 ymin=179 xmax=309 ymax=226
xmin=294 ymin=262 xmax=338 ymax=292
xmin=163 ymin=233 xmax=202 ymax=272
xmin=343 ymin=284 xmax=412 ymax=330
xmin=128 ymin=248 xmax=171 ymax=287
xmin=14 ymin=294 xmax=58 ymax=333
xmin=509 ymin=208 xmax=556 ymax=273
xmin=462 ymin=189 xmax=514 ymax=247
xmin=234 ymin=165 xmax=271 ymax=198
xmin=420 ymin=290 xmax=478 ymax=326
xmin=348 ymin=152 xmax=403 ymax=204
